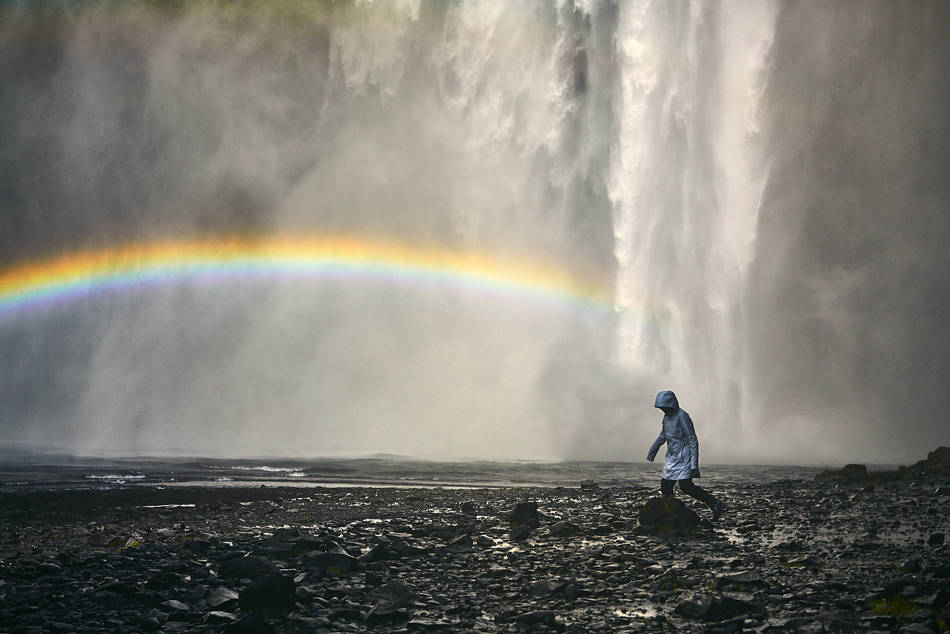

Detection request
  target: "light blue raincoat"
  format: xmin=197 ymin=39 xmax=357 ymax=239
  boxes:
xmin=647 ymin=390 xmax=700 ymax=480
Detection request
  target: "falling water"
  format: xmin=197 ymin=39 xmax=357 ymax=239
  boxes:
xmin=1 ymin=1 xmax=948 ymax=463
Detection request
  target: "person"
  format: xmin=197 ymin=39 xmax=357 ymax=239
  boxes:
xmin=647 ymin=390 xmax=726 ymax=520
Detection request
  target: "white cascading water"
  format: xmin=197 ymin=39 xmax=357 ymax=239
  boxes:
xmin=610 ymin=1 xmax=777 ymax=460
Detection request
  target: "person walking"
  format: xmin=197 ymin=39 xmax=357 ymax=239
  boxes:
xmin=647 ymin=390 xmax=726 ymax=520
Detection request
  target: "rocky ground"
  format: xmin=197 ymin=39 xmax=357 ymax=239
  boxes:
xmin=1 ymin=467 xmax=949 ymax=633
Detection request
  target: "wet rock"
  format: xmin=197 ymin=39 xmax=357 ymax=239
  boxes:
xmin=549 ymin=520 xmax=580 ymax=538
xmin=815 ymin=463 xmax=868 ymax=483
xmin=460 ymin=501 xmax=477 ymax=515
xmin=702 ymin=617 xmax=745 ymax=633
xmin=223 ymin=613 xmax=277 ymax=634
xmin=510 ymin=501 xmax=540 ymax=528
xmin=528 ymin=580 xmax=558 ymax=598
xmin=516 ymin=609 xmax=563 ymax=630
xmin=510 ymin=524 xmax=533 ymax=542
xmin=917 ymin=588 xmax=950 ymax=609
xmin=359 ymin=541 xmax=394 ymax=563
xmin=785 ymin=555 xmax=823 ymax=570
xmin=161 ymin=599 xmax=190 ymax=613
xmin=579 ymin=480 xmax=599 ymax=490
xmin=238 ymin=573 xmax=296 ymax=613
xmin=366 ymin=581 xmax=415 ymax=625
xmin=388 ymin=536 xmax=426 ymax=558
xmin=407 ymin=618 xmax=453 ymax=631
xmin=445 ymin=534 xmax=473 ymax=553
xmin=205 ymin=611 xmax=238 ymax=625
xmin=899 ymin=558 xmax=922 ymax=573
xmin=303 ymin=551 xmax=360 ymax=576
xmin=675 ymin=592 xmax=766 ymax=621
xmin=207 ymin=586 xmax=239 ymax=609
xmin=927 ymin=532 xmax=944 ymax=546
xmin=715 ymin=571 xmax=768 ymax=590
xmin=475 ymin=535 xmax=494 ymax=548
xmin=218 ymin=555 xmax=280 ymax=582
xmin=637 ymin=497 xmax=700 ymax=535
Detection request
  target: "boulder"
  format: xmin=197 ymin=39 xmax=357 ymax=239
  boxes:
xmin=637 ymin=497 xmax=700 ymax=535
xmin=238 ymin=573 xmax=296 ymax=613
xmin=549 ymin=521 xmax=580 ymax=538
xmin=510 ymin=501 xmax=539 ymax=528
xmin=675 ymin=592 xmax=766 ymax=621
xmin=206 ymin=586 xmax=239 ymax=609
xmin=510 ymin=525 xmax=533 ymax=542
xmin=303 ymin=551 xmax=360 ymax=576
xmin=516 ymin=610 xmax=562 ymax=630
xmin=218 ymin=556 xmax=280 ymax=582
xmin=445 ymin=534 xmax=473 ymax=553
xmin=815 ymin=464 xmax=868 ymax=483
xmin=223 ymin=613 xmax=277 ymax=634
xmin=365 ymin=581 xmax=415 ymax=625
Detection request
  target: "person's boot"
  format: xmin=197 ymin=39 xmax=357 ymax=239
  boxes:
xmin=711 ymin=499 xmax=727 ymax=521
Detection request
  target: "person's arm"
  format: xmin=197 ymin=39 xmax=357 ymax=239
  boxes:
xmin=683 ymin=413 xmax=700 ymax=476
xmin=646 ymin=428 xmax=666 ymax=462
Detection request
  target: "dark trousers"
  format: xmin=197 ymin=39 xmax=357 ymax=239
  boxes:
xmin=661 ymin=478 xmax=718 ymax=508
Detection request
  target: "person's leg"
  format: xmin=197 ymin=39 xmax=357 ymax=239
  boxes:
xmin=660 ymin=478 xmax=675 ymax=497
xmin=677 ymin=478 xmax=718 ymax=508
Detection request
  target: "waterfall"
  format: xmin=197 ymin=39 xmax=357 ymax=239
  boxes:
xmin=609 ymin=1 xmax=776 ymax=460
xmin=1 ymin=1 xmax=948 ymax=462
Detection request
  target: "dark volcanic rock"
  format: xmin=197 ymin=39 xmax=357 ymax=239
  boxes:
xmin=510 ymin=501 xmax=540 ymax=528
xmin=303 ymin=551 xmax=360 ymax=576
xmin=446 ymin=534 xmax=474 ymax=553
xmin=637 ymin=496 xmax=700 ymax=535
xmin=815 ymin=463 xmax=868 ymax=483
xmin=675 ymin=592 xmax=766 ymax=621
xmin=516 ymin=609 xmax=562 ymax=630
xmin=218 ymin=555 xmax=280 ymax=582
xmin=238 ymin=573 xmax=296 ymax=613
xmin=223 ymin=613 xmax=277 ymax=634
xmin=510 ymin=524 xmax=533 ymax=542
xmin=549 ymin=520 xmax=580 ymax=537
xmin=206 ymin=586 xmax=239 ymax=609
xmin=366 ymin=581 xmax=415 ymax=624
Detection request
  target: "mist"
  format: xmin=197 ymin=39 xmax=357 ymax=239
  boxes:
xmin=1 ymin=1 xmax=948 ymax=464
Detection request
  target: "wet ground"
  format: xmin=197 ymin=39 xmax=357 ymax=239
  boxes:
xmin=1 ymin=474 xmax=949 ymax=632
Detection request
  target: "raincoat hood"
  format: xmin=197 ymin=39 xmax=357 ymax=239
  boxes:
xmin=654 ymin=390 xmax=679 ymax=410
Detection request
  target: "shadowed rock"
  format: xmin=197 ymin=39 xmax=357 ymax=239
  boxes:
xmin=549 ymin=520 xmax=580 ymax=538
xmin=509 ymin=501 xmax=539 ymax=528
xmin=815 ymin=463 xmax=868 ymax=483
xmin=218 ymin=556 xmax=280 ymax=582
xmin=303 ymin=551 xmax=360 ymax=576
xmin=238 ymin=573 xmax=296 ymax=613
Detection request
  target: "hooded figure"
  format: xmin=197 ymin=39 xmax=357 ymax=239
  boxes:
xmin=646 ymin=390 xmax=725 ymax=520
xmin=647 ymin=390 xmax=699 ymax=480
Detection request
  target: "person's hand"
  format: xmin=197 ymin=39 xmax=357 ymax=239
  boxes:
xmin=690 ymin=468 xmax=701 ymax=478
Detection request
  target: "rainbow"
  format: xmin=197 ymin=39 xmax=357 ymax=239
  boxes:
xmin=0 ymin=235 xmax=615 ymax=319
